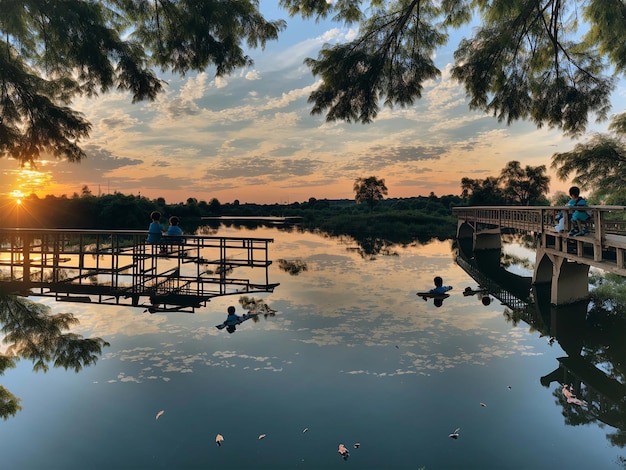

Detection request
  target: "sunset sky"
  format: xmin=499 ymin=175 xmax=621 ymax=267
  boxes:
xmin=2 ymin=4 xmax=625 ymax=205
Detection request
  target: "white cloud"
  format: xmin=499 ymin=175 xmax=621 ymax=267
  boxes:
xmin=245 ymin=70 xmax=261 ymax=80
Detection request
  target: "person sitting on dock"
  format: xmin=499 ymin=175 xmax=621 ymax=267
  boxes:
xmin=166 ymin=216 xmax=183 ymax=237
xmin=162 ymin=216 xmax=184 ymax=254
xmin=147 ymin=211 xmax=164 ymax=243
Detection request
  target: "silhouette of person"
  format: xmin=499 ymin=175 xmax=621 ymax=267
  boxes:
xmin=430 ymin=276 xmax=453 ymax=295
xmin=147 ymin=211 xmax=164 ymax=243
xmin=225 ymin=306 xmax=241 ymax=334
xmin=463 ymin=286 xmax=492 ymax=306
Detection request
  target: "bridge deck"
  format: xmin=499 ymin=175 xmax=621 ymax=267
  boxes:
xmin=453 ymin=206 xmax=626 ymax=276
xmin=0 ymin=229 xmax=278 ymax=312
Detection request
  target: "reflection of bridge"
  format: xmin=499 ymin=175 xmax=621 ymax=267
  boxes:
xmin=455 ymin=240 xmax=626 ymax=435
xmin=0 ymin=229 xmax=278 ymax=312
xmin=455 ymin=246 xmax=531 ymax=311
xmin=453 ymin=205 xmax=626 ymax=305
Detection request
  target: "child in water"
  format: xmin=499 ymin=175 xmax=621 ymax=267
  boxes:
xmin=430 ymin=276 xmax=453 ymax=295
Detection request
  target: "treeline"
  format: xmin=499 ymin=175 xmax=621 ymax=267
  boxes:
xmin=2 ymin=192 xmax=462 ymax=243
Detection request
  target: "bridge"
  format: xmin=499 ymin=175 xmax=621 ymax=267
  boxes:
xmin=452 ymin=205 xmax=626 ymax=305
xmin=0 ymin=229 xmax=279 ymax=313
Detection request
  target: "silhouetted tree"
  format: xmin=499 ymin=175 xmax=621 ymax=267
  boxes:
xmin=552 ymin=112 xmax=626 ymax=199
xmin=500 ymin=161 xmax=551 ymax=205
xmin=461 ymin=176 xmax=506 ymax=206
xmin=354 ymin=176 xmax=388 ymax=211
xmin=461 ymin=161 xmax=550 ymax=206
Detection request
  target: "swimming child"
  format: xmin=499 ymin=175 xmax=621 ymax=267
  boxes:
xmin=430 ymin=276 xmax=453 ymax=295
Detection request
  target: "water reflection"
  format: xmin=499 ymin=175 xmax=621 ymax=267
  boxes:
xmin=1 ymin=226 xmax=625 ymax=468
xmin=277 ymin=258 xmax=308 ymax=275
xmin=0 ymin=295 xmax=109 ymax=419
xmin=456 ymin=238 xmax=626 ymax=459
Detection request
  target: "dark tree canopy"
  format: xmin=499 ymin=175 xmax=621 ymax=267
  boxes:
xmin=0 ymin=0 xmax=285 ymax=165
xmin=0 ymin=295 xmax=109 ymax=419
xmin=552 ymin=112 xmax=626 ymax=198
xmin=290 ymin=0 xmax=622 ymax=134
xmin=2 ymin=0 xmax=625 ymax=165
xmin=354 ymin=176 xmax=388 ymax=210
xmin=461 ymin=160 xmax=550 ymax=205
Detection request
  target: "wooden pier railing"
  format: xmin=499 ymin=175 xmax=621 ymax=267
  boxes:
xmin=452 ymin=205 xmax=626 ymax=276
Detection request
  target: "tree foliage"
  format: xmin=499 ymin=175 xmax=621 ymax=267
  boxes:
xmin=551 ymin=112 xmax=626 ymax=199
xmin=354 ymin=176 xmax=388 ymax=211
xmin=461 ymin=160 xmax=550 ymax=205
xmin=2 ymin=1 xmax=624 ymax=166
xmin=289 ymin=0 xmax=622 ymax=134
xmin=0 ymin=0 xmax=285 ymax=165
xmin=499 ymin=161 xmax=550 ymax=206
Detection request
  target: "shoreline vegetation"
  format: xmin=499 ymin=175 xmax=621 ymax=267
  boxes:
xmin=2 ymin=192 xmax=461 ymax=246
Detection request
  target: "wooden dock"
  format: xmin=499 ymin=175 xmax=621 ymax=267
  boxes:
xmin=0 ymin=229 xmax=279 ymax=312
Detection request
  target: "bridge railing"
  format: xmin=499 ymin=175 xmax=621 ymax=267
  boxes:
xmin=452 ymin=205 xmax=626 ymax=236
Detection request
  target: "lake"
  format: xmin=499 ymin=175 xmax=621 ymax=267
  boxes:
xmin=1 ymin=225 xmax=624 ymax=469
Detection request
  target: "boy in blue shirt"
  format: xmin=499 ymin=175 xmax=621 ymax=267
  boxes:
xmin=567 ymin=186 xmax=589 ymax=236
xmin=430 ymin=276 xmax=453 ymax=295
xmin=166 ymin=216 xmax=183 ymax=236
xmin=147 ymin=211 xmax=164 ymax=242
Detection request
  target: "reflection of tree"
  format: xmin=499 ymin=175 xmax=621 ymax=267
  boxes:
xmin=277 ymin=259 xmax=308 ymax=275
xmin=238 ymin=296 xmax=276 ymax=321
xmin=345 ymin=237 xmax=399 ymax=260
xmin=0 ymin=295 xmax=110 ymax=419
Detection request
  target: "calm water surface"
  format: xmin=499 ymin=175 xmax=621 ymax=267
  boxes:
xmin=1 ymin=226 xmax=624 ymax=469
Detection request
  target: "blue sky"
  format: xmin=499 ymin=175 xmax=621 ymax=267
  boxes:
xmin=2 ymin=3 xmax=624 ymax=204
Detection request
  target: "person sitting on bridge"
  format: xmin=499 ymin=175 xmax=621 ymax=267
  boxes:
xmin=567 ymin=186 xmax=590 ymax=237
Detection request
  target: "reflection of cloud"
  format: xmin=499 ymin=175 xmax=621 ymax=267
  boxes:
xmin=33 ymin=227 xmax=548 ymax=388
xmin=35 ymin=300 xmax=167 ymax=337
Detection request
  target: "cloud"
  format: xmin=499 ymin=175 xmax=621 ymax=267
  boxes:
xmin=245 ymin=70 xmax=261 ymax=80
xmin=212 ymin=76 xmax=228 ymax=89
xmin=99 ymin=111 xmax=140 ymax=131
xmin=205 ymin=156 xmax=323 ymax=180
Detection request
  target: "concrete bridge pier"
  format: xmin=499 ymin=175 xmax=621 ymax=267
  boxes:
xmin=534 ymin=245 xmax=590 ymax=305
xmin=457 ymin=221 xmax=502 ymax=251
